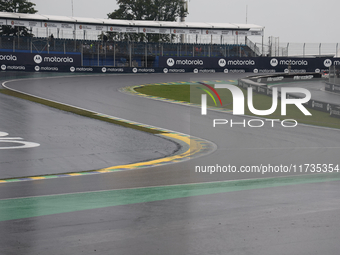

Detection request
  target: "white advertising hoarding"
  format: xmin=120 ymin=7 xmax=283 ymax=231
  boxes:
xmin=61 ymin=23 xmax=75 ymax=30
xmin=9 ymin=20 xmax=41 ymax=27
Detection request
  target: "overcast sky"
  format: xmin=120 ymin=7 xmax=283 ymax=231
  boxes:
xmin=31 ymin=0 xmax=340 ymax=44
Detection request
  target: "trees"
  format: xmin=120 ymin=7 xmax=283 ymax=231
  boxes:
xmin=107 ymin=0 xmax=187 ymax=42
xmin=0 ymin=0 xmax=37 ymax=36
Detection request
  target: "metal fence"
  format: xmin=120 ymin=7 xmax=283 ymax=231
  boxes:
xmin=329 ymin=65 xmax=340 ymax=85
xmin=0 ymin=36 xmax=79 ymax=53
xmin=0 ymin=36 xmax=257 ymax=67
xmin=266 ymin=38 xmax=340 ymax=57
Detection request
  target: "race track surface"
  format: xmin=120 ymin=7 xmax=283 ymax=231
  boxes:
xmin=0 ymin=72 xmax=339 ymax=255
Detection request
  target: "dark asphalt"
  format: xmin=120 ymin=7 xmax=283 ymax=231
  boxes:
xmin=0 ymin=72 xmax=339 ymax=255
xmin=0 ymin=92 xmax=179 ymax=179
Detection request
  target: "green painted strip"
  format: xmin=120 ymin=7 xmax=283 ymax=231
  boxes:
xmin=0 ymin=173 xmax=339 ymax=222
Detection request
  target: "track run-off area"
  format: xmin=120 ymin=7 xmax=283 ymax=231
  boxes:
xmin=0 ymin=72 xmax=340 ymax=255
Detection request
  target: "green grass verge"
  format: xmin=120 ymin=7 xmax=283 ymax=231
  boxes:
xmin=0 ymin=89 xmax=163 ymax=135
xmin=135 ymin=84 xmax=340 ymax=130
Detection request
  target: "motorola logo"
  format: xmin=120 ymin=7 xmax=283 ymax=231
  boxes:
xmin=70 ymin=66 xmax=75 ymax=72
xmin=102 ymin=67 xmax=107 ymax=73
xmin=34 ymin=55 xmax=43 ymax=64
xmin=163 ymin=68 xmax=168 ymax=73
xmin=324 ymin=59 xmax=332 ymax=68
xmin=167 ymin=58 xmax=175 ymax=67
xmin=1 ymin=65 xmax=6 ymax=71
xmin=132 ymin=68 xmax=138 ymax=73
xmin=35 ymin=66 xmax=40 ymax=72
xmin=218 ymin=59 xmax=226 ymax=67
xmin=270 ymin=58 xmax=278 ymax=67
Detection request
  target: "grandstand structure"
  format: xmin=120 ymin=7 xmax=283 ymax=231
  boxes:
xmin=0 ymin=12 xmax=264 ymax=67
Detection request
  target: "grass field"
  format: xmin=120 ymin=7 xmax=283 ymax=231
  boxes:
xmin=135 ymin=83 xmax=340 ymax=130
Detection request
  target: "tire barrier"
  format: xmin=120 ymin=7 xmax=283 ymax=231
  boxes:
xmin=238 ymin=73 xmax=340 ymax=119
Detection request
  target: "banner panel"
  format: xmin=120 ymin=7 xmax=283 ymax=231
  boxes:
xmin=109 ymin=26 xmax=126 ymax=32
xmin=8 ymin=20 xmax=37 ymax=27
xmin=158 ymin=57 xmax=334 ymax=73
xmin=0 ymin=52 xmax=81 ymax=67
xmin=140 ymin=27 xmax=160 ymax=34
xmin=61 ymin=23 xmax=75 ymax=30
xmin=125 ymin=27 xmax=139 ymax=33
xmin=171 ymin=29 xmax=189 ymax=35
xmin=43 ymin=22 xmax=61 ymax=28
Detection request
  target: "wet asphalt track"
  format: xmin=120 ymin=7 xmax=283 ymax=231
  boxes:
xmin=0 ymin=73 xmax=340 ymax=255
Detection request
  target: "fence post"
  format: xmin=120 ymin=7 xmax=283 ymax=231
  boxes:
xmin=17 ymin=27 xmax=20 ymax=50
xmin=287 ymin=43 xmax=289 ymax=57
xmin=145 ymin=42 xmax=147 ymax=67
xmin=104 ymin=42 xmax=107 ymax=66
xmin=336 ymin=43 xmax=338 ymax=58
xmin=73 ymin=30 xmax=76 ymax=52
xmin=114 ymin=43 xmax=116 ymax=67
xmin=129 ymin=43 xmax=132 ymax=67
xmin=303 ymin=43 xmax=305 ymax=57
xmin=81 ymin=43 xmax=83 ymax=66
xmin=97 ymin=43 xmax=100 ymax=66
xmin=261 ymin=29 xmax=264 ymax=56
xmin=319 ymin=43 xmax=321 ymax=56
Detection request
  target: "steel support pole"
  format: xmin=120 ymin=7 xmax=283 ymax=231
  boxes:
xmin=303 ymin=43 xmax=305 ymax=57
xmin=114 ymin=43 xmax=116 ymax=67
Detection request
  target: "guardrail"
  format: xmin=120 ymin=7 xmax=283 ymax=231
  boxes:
xmin=238 ymin=73 xmax=340 ymax=119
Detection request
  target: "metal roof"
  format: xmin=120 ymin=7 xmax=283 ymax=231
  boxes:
xmin=0 ymin=11 xmax=264 ymax=31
